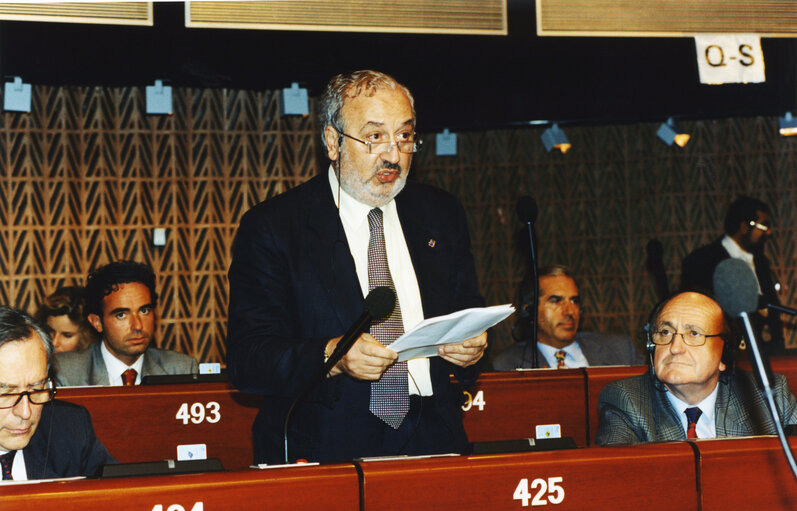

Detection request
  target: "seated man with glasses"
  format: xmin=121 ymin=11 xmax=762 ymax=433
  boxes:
xmin=0 ymin=306 xmax=114 ymax=480
xmin=595 ymin=291 xmax=797 ymax=445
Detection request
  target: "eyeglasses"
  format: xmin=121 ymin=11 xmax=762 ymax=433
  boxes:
xmin=337 ymin=130 xmax=422 ymax=155
xmin=749 ymin=221 xmax=770 ymax=232
xmin=651 ymin=329 xmax=723 ymax=347
xmin=0 ymin=380 xmax=56 ymax=409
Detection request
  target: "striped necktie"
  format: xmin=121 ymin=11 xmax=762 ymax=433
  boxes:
xmin=367 ymin=208 xmax=409 ymax=429
xmin=555 ymin=350 xmax=567 ymax=369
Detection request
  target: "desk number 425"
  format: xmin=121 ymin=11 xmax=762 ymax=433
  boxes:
xmin=513 ymin=477 xmax=565 ymax=507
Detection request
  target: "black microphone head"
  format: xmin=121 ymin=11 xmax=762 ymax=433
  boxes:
xmin=516 ymin=196 xmax=538 ymax=224
xmin=713 ymin=258 xmax=759 ymax=316
xmin=364 ymin=286 xmax=395 ymax=320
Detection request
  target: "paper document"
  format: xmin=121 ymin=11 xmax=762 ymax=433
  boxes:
xmin=389 ymin=304 xmax=515 ymax=362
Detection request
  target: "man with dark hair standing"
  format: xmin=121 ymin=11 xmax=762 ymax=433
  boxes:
xmin=596 ymin=292 xmax=797 ymax=445
xmin=0 ymin=306 xmax=114 ymax=479
xmin=53 ymin=261 xmax=197 ymax=387
xmin=681 ymin=196 xmax=784 ymax=353
xmin=227 ymin=70 xmax=487 ymax=464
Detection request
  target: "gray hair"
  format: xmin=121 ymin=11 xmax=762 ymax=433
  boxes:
xmin=0 ymin=305 xmax=53 ymax=372
xmin=318 ymin=70 xmax=416 ymax=147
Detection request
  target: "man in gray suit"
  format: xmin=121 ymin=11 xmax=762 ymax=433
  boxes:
xmin=53 ymin=261 xmax=197 ymax=386
xmin=492 ymin=266 xmax=645 ymax=370
xmin=596 ymin=291 xmax=797 ymax=445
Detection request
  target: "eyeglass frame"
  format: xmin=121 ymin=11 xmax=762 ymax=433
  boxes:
xmin=336 ymin=129 xmax=422 ymax=155
xmin=749 ymin=220 xmax=770 ymax=232
xmin=650 ymin=329 xmax=724 ymax=347
xmin=0 ymin=379 xmax=57 ymax=409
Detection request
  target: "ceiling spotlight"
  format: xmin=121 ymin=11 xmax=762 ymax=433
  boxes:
xmin=778 ymin=112 xmax=797 ymax=136
xmin=657 ymin=117 xmax=690 ymax=147
xmin=541 ymin=123 xmax=571 ymax=153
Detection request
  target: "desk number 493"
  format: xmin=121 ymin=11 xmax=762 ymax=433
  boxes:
xmin=513 ymin=477 xmax=565 ymax=507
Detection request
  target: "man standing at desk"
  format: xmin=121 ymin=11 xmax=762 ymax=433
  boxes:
xmin=0 ymin=306 xmax=113 ymax=480
xmin=596 ymin=291 xmax=797 ymax=445
xmin=227 ymin=70 xmax=487 ymax=464
xmin=53 ymin=261 xmax=197 ymax=386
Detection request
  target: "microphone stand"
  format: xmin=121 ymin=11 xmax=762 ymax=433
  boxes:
xmin=739 ymin=311 xmax=797 ymax=481
xmin=526 ymin=221 xmax=539 ymax=369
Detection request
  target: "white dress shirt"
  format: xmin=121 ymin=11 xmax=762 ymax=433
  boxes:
xmin=721 ymin=235 xmax=762 ymax=294
xmin=0 ymin=449 xmax=28 ymax=481
xmin=666 ymin=384 xmax=719 ymax=439
xmin=538 ymin=341 xmax=588 ymax=368
xmin=328 ymin=166 xmax=432 ymax=395
xmin=101 ymin=342 xmax=144 ymax=386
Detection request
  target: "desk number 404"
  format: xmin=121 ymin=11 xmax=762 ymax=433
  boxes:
xmin=152 ymin=503 xmax=203 ymax=511
xmin=175 ymin=402 xmax=221 ymax=425
xmin=513 ymin=477 xmax=565 ymax=507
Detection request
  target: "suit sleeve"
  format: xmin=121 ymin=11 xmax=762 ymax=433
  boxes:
xmin=773 ymin=373 xmax=797 ymax=426
xmin=595 ymin=381 xmax=648 ymax=445
xmin=226 ymin=205 xmax=330 ymax=398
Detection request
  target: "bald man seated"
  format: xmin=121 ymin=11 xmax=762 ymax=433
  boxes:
xmin=596 ymin=291 xmax=797 ymax=445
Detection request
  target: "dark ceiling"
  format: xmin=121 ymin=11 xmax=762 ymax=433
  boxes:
xmin=1 ymin=1 xmax=795 ymax=131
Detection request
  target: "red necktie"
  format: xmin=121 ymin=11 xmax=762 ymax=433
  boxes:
xmin=685 ymin=407 xmax=702 ymax=439
xmin=555 ymin=350 xmax=567 ymax=369
xmin=122 ymin=368 xmax=138 ymax=386
xmin=1 ymin=451 xmax=15 ymax=480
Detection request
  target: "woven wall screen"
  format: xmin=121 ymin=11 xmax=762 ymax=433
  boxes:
xmin=0 ymin=2 xmax=152 ymax=26
xmin=187 ymin=0 xmax=507 ymax=35
xmin=537 ymin=0 xmax=797 ymax=37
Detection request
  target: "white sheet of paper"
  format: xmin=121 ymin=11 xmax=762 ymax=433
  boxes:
xmin=388 ymin=304 xmax=514 ymax=362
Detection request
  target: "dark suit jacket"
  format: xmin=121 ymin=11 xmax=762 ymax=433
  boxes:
xmin=23 ymin=400 xmax=115 ymax=479
xmin=595 ymin=370 xmax=797 ymax=445
xmin=227 ymin=174 xmax=485 ymax=464
xmin=681 ymin=236 xmax=784 ymax=351
xmin=52 ymin=342 xmax=198 ymax=387
xmin=491 ymin=332 xmax=646 ymax=370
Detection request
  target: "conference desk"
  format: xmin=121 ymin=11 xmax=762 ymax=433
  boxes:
xmin=0 ymin=464 xmax=359 ymax=511
xmin=57 ymin=383 xmax=261 ymax=469
xmin=3 ymin=436 xmax=796 ymax=510
xmin=57 ymin=356 xmax=795 ymax=469
xmin=459 ymin=369 xmax=589 ymax=446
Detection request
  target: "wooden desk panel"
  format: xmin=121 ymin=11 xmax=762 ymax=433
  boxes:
xmin=585 ymin=366 xmax=648 ymax=445
xmin=358 ymin=443 xmax=698 ymax=511
xmin=459 ymin=370 xmax=588 ymax=446
xmin=0 ymin=465 xmax=359 ymax=511
xmin=697 ymin=436 xmax=797 ymax=511
xmin=58 ymin=383 xmax=262 ymax=469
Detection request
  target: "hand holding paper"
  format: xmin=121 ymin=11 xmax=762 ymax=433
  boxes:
xmin=388 ymin=304 xmax=515 ymax=362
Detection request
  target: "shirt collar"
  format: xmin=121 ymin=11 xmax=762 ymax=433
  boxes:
xmin=101 ymin=341 xmax=145 ymax=380
xmin=721 ymin=234 xmax=754 ymax=264
xmin=665 ymin=381 xmax=719 ymax=424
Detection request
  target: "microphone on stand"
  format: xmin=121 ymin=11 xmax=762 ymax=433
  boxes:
xmin=713 ymin=258 xmax=797 ymax=481
xmin=516 ymin=196 xmax=539 ymax=369
xmin=283 ymin=286 xmax=396 ymax=463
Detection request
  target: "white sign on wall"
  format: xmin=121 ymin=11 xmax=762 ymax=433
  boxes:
xmin=694 ymin=34 xmax=765 ymax=84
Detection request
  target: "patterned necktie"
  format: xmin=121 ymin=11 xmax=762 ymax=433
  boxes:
xmin=122 ymin=368 xmax=138 ymax=386
xmin=555 ymin=350 xmax=567 ymax=369
xmin=685 ymin=407 xmax=702 ymax=439
xmin=1 ymin=451 xmax=15 ymax=480
xmin=367 ymin=208 xmax=409 ymax=429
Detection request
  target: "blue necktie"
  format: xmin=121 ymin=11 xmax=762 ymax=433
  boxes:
xmin=1 ymin=451 xmax=15 ymax=480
